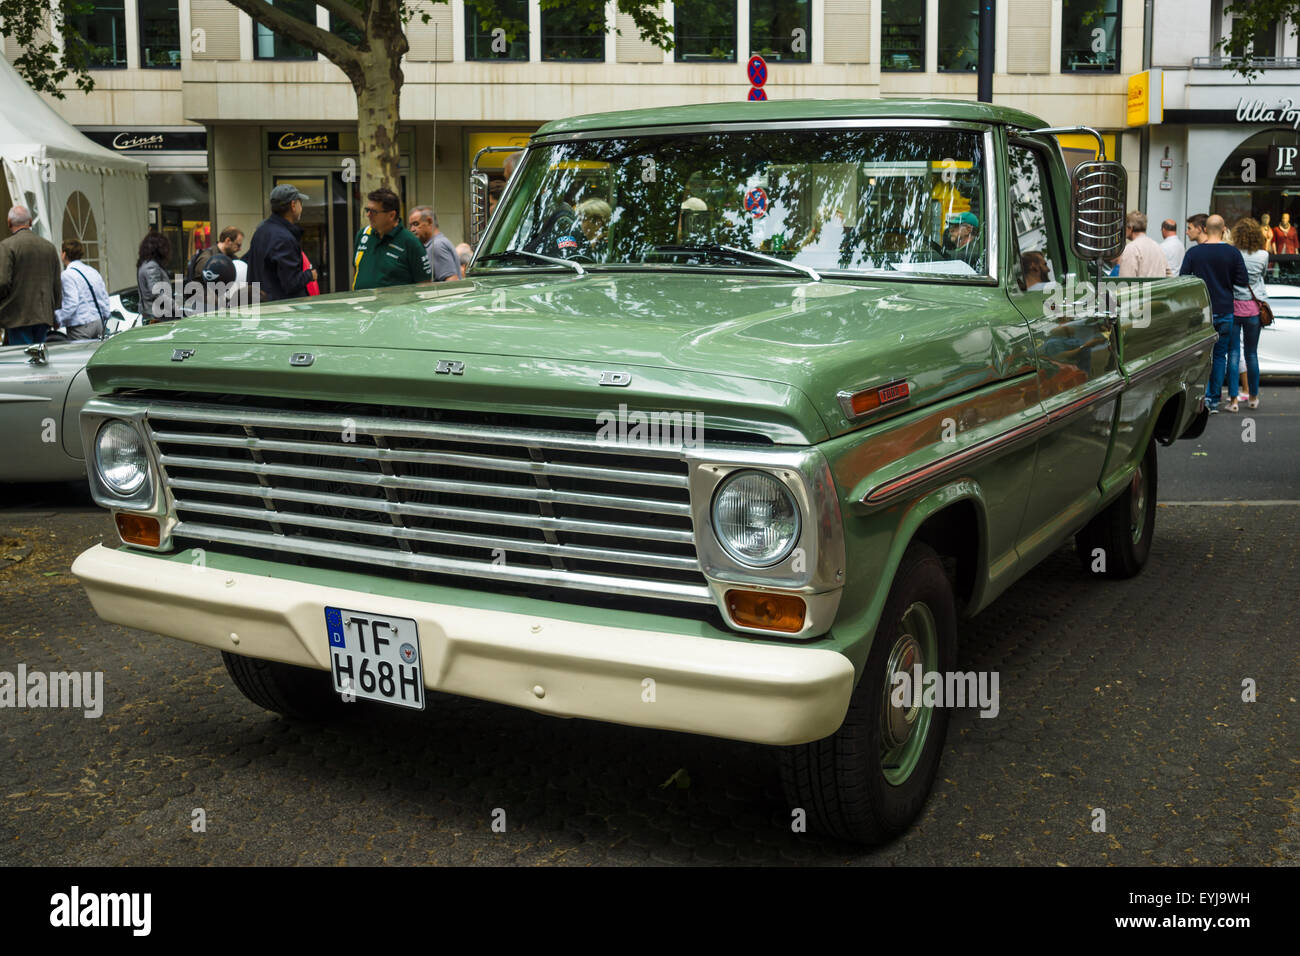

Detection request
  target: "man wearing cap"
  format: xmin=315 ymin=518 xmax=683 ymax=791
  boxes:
xmin=244 ymin=184 xmax=317 ymax=301
xmin=945 ymin=211 xmax=983 ymax=269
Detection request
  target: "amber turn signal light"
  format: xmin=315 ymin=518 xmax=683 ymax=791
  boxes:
xmin=115 ymin=513 xmax=161 ymax=548
xmin=844 ymin=379 xmax=910 ymax=417
xmin=725 ymin=589 xmax=806 ymax=633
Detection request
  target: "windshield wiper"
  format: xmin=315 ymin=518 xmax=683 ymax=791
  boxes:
xmin=653 ymin=244 xmax=821 ymax=282
xmin=473 ymin=249 xmax=585 ymax=275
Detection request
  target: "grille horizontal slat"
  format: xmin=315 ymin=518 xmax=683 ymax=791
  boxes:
xmin=165 ymin=477 xmax=696 ymax=544
xmin=172 ymin=522 xmax=714 ymax=604
xmin=138 ymin=399 xmax=713 ymax=607
xmin=158 ymin=454 xmax=691 ymax=516
xmin=173 ymin=499 xmax=701 ymax=571
xmin=152 ymin=430 xmax=688 ymax=488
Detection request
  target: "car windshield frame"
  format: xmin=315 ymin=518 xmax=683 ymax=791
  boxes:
xmin=474 ymin=119 xmax=1000 ymax=285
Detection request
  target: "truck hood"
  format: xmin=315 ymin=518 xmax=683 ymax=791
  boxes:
xmin=88 ymin=272 xmax=1011 ymax=443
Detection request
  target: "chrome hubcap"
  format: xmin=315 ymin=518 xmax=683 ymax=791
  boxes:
xmin=1129 ymin=463 xmax=1147 ymax=544
xmin=882 ymin=633 xmax=923 ymax=751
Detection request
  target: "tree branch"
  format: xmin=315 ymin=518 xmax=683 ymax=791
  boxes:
xmin=222 ymin=0 xmax=360 ymax=68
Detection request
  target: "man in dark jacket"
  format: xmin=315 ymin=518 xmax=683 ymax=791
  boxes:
xmin=0 ymin=205 xmax=62 ymax=344
xmin=244 ymin=185 xmax=316 ymax=301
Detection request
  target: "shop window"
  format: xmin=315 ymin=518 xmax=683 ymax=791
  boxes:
xmin=148 ymin=172 xmax=211 ymax=276
xmin=674 ymin=0 xmax=736 ymax=62
xmin=68 ymin=1 xmax=128 ymax=69
xmin=542 ymin=4 xmax=604 ymax=61
xmin=1211 ymin=129 xmax=1300 ymax=242
xmin=466 ymin=0 xmax=529 ymax=61
xmin=882 ymin=0 xmax=926 ymax=71
xmin=254 ymin=0 xmax=318 ymax=61
xmin=750 ymin=0 xmax=810 ymax=63
xmin=1061 ymin=0 xmax=1120 ymax=73
xmin=62 ymin=192 xmax=101 ymax=274
xmin=138 ymin=0 xmax=180 ymax=68
xmin=937 ymin=0 xmax=979 ymax=72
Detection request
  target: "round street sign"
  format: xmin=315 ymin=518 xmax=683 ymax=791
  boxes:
xmin=748 ymin=87 xmax=767 ymax=101
xmin=747 ymin=55 xmax=768 ymax=87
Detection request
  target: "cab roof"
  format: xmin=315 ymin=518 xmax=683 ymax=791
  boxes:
xmin=535 ymin=98 xmax=1050 ymax=138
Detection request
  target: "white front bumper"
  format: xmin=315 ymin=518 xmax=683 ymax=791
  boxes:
xmin=73 ymin=545 xmax=855 ymax=746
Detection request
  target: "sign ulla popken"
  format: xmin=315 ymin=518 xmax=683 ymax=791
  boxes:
xmin=1236 ymin=97 xmax=1300 ymax=130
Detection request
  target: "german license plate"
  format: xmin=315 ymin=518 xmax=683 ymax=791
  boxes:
xmin=325 ymin=606 xmax=424 ymax=710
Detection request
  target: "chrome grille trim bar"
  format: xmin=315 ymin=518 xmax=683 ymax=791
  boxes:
xmin=146 ymin=402 xmax=696 ymax=458
xmin=150 ymin=430 xmax=688 ymax=488
xmin=172 ymin=499 xmax=701 ymax=571
xmin=157 ymin=454 xmax=691 ymax=516
xmin=165 ymin=477 xmax=694 ymax=543
xmin=172 ymin=522 xmax=714 ymax=604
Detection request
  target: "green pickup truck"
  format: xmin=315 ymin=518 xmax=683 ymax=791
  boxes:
xmin=73 ymin=99 xmax=1214 ymax=845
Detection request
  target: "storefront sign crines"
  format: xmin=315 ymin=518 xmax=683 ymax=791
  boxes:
xmin=112 ymin=132 xmax=165 ymax=150
xmin=270 ymin=132 xmax=339 ymax=151
xmin=1236 ymin=98 xmax=1300 ymax=130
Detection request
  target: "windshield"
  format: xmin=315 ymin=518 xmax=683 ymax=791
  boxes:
xmin=478 ymin=126 xmax=991 ymax=279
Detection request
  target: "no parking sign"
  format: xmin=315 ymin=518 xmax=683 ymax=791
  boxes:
xmin=747 ymin=55 xmax=767 ymax=101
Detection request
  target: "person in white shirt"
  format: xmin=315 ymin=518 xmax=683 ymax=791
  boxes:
xmin=55 ymin=239 xmax=109 ymax=340
xmin=1119 ymin=211 xmax=1170 ymax=277
xmin=1159 ymin=219 xmax=1184 ymax=274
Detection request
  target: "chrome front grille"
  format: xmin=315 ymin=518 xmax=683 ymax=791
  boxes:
xmin=143 ymin=401 xmax=713 ymax=604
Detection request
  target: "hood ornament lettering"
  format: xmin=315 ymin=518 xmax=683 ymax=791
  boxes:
xmin=435 ymin=359 xmax=465 ymax=375
xmin=172 ymin=349 xmax=195 ymax=362
xmin=599 ymin=371 xmax=631 ymax=387
xmin=290 ymin=353 xmax=315 ymax=367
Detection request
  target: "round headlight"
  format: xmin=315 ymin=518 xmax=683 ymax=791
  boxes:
xmin=711 ymin=470 xmax=801 ymax=567
xmin=95 ymin=420 xmax=149 ymax=495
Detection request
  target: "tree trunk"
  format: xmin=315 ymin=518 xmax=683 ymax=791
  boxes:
xmin=355 ymin=48 xmax=404 ymax=195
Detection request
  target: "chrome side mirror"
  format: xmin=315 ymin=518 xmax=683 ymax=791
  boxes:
xmin=1070 ymin=160 xmax=1127 ymax=261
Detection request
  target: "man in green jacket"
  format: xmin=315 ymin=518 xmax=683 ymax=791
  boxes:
xmin=0 ymin=205 xmax=62 ymax=345
xmin=351 ymin=188 xmax=433 ymax=290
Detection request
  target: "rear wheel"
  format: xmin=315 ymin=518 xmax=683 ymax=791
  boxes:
xmin=779 ymin=542 xmax=957 ymax=844
xmin=1075 ymin=438 xmax=1158 ymax=579
xmin=221 ymin=652 xmax=343 ymax=721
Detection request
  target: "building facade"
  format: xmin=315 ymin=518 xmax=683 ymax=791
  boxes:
xmin=1142 ymin=0 xmax=1300 ymax=247
xmin=9 ymin=0 xmax=1148 ymax=292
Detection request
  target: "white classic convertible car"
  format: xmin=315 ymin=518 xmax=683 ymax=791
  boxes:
xmin=0 ymin=287 xmax=143 ymax=483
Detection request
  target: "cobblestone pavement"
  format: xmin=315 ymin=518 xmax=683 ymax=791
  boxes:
xmin=2 ymin=502 xmax=1296 ymax=866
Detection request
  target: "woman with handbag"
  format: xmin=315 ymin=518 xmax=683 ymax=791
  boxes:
xmin=1230 ymin=218 xmax=1270 ymax=411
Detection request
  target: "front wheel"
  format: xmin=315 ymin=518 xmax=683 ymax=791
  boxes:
xmin=1075 ymin=438 xmax=1158 ymax=579
xmin=222 ymin=652 xmax=344 ymax=721
xmin=779 ymin=542 xmax=957 ymax=844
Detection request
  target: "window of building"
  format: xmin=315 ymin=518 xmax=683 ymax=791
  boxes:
xmin=69 ymin=1 xmax=128 ymax=69
xmin=254 ymin=0 xmax=318 ymax=61
xmin=937 ymin=0 xmax=979 ymax=71
xmin=542 ymin=4 xmax=605 ymax=60
xmin=882 ymin=0 xmax=926 ymax=71
xmin=750 ymin=0 xmax=810 ymax=62
xmin=466 ymin=0 xmax=529 ymax=61
xmin=329 ymin=8 xmax=364 ymax=48
xmin=1061 ymin=0 xmax=1120 ymax=72
xmin=674 ymin=0 xmax=736 ymax=62
xmin=1212 ymin=0 xmax=1279 ymax=62
xmin=138 ymin=1 xmax=180 ymax=68
xmin=62 ymin=192 xmax=101 ymax=274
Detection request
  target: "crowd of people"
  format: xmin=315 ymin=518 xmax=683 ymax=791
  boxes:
xmin=1170 ymin=211 xmax=1273 ymax=414
xmin=0 ymin=181 xmax=483 ymax=345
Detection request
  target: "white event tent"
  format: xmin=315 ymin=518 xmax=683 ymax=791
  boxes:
xmin=0 ymin=57 xmax=147 ymax=289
